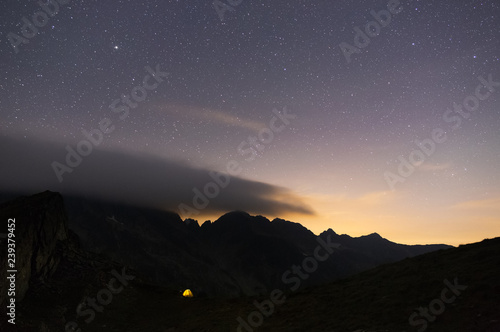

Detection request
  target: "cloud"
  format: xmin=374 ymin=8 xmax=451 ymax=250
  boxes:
xmin=158 ymin=103 xmax=266 ymax=132
xmin=450 ymin=197 xmax=500 ymax=211
xmin=0 ymin=135 xmax=314 ymax=217
xmin=356 ymin=191 xmax=394 ymax=206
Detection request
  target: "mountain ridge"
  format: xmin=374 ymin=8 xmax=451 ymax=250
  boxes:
xmin=2 ymin=191 xmax=453 ymax=299
xmin=0 ymin=190 xmax=497 ymax=331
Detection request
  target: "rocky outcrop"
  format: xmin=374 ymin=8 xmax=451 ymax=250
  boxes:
xmin=0 ymin=191 xmax=68 ymax=307
xmin=0 ymin=191 xmax=139 ymax=331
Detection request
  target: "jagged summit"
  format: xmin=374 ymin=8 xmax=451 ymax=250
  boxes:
xmin=320 ymin=228 xmax=339 ymax=236
xmin=367 ymin=232 xmax=382 ymax=237
xmin=217 ymin=210 xmax=251 ymax=219
xmin=212 ymin=210 xmax=252 ymax=224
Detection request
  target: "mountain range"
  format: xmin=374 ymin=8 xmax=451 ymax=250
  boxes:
xmin=61 ymin=192 xmax=452 ymax=297
xmin=2 ymin=191 xmax=497 ymax=331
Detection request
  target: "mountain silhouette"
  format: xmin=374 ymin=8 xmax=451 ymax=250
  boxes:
xmin=57 ymin=192 xmax=452 ymax=297
xmin=0 ymin=190 xmax=473 ymax=332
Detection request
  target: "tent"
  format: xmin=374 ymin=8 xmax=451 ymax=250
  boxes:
xmin=182 ymin=289 xmax=193 ymax=298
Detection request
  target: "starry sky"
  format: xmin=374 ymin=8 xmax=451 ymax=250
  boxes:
xmin=1 ymin=0 xmax=499 ymax=246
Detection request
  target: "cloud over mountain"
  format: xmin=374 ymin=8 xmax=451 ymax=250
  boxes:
xmin=0 ymin=135 xmax=314 ymax=217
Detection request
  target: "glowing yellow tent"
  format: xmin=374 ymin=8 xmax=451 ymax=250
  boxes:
xmin=182 ymin=289 xmax=193 ymax=298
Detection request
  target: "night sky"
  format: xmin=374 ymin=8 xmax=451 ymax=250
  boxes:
xmin=1 ymin=0 xmax=499 ymax=246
